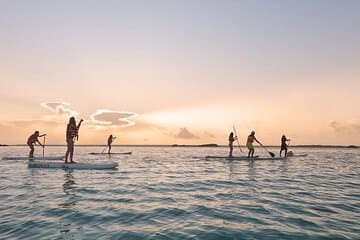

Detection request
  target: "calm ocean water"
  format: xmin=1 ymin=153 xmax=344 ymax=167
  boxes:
xmin=0 ymin=146 xmax=359 ymax=239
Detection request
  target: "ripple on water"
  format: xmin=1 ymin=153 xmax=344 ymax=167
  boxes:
xmin=0 ymin=147 xmax=359 ymax=239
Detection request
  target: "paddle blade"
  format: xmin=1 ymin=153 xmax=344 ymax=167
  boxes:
xmin=269 ymin=152 xmax=275 ymax=157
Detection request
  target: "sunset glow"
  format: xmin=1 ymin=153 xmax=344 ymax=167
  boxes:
xmin=1 ymin=1 xmax=359 ymax=145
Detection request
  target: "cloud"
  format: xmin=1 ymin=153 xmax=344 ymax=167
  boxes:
xmin=40 ymin=101 xmax=78 ymax=117
xmin=329 ymin=120 xmax=360 ymax=134
xmin=174 ymin=128 xmax=199 ymax=139
xmin=90 ymin=109 xmax=138 ymax=128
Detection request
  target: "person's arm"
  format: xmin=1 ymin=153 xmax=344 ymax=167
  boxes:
xmin=254 ymin=137 xmax=262 ymax=145
xmin=75 ymin=119 xmax=84 ymax=141
xmin=77 ymin=119 xmax=84 ymax=129
xmin=36 ymin=139 xmax=44 ymax=147
xmin=39 ymin=134 xmax=46 ymax=137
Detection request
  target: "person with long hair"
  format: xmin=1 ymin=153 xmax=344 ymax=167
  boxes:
xmin=228 ymin=132 xmax=237 ymax=157
xmin=107 ymin=134 xmax=116 ymax=154
xmin=65 ymin=117 xmax=83 ymax=163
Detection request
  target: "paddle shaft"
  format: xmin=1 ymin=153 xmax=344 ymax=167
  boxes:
xmin=42 ymin=135 xmax=46 ymax=158
xmin=259 ymin=143 xmax=275 ymax=157
xmin=232 ymin=126 xmax=243 ymax=152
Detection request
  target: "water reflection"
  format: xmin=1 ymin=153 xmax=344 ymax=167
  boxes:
xmin=63 ymin=170 xmax=75 ymax=191
xmin=225 ymin=159 xmax=256 ymax=181
xmin=59 ymin=170 xmax=83 ymax=239
xmin=247 ymin=160 xmax=255 ymax=181
xmin=279 ymin=159 xmax=289 ymax=173
xmin=59 ymin=170 xmax=78 ymax=208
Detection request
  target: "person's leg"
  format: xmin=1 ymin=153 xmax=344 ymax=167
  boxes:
xmin=284 ymin=147 xmax=288 ymax=157
xmin=280 ymin=149 xmax=283 ymax=157
xmin=250 ymin=149 xmax=254 ymax=158
xmin=69 ymin=142 xmax=74 ymax=162
xmin=65 ymin=141 xmax=70 ymax=163
xmin=29 ymin=144 xmax=34 ymax=158
xmin=108 ymin=144 xmax=111 ymax=154
xmin=65 ymin=150 xmax=69 ymax=163
xmin=229 ymin=145 xmax=233 ymax=157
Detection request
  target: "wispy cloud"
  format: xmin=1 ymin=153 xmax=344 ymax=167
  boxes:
xmin=40 ymin=101 xmax=78 ymax=117
xmin=174 ymin=127 xmax=199 ymax=139
xmin=90 ymin=109 xmax=138 ymax=128
xmin=40 ymin=102 xmax=139 ymax=130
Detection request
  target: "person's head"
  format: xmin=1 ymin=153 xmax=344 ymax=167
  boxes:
xmin=251 ymin=131 xmax=255 ymax=136
xmin=110 ymin=134 xmax=113 ymax=138
xmin=282 ymin=135 xmax=286 ymax=138
xmin=229 ymin=132 xmax=234 ymax=138
xmin=34 ymin=131 xmax=39 ymax=136
xmin=69 ymin=117 xmax=76 ymax=125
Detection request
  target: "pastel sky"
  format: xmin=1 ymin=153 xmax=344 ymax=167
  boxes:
xmin=1 ymin=0 xmax=359 ymax=145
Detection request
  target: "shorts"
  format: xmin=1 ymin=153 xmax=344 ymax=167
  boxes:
xmin=247 ymin=142 xmax=254 ymax=150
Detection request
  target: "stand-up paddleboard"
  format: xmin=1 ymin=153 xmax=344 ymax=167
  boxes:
xmin=88 ymin=152 xmax=132 ymax=155
xmin=2 ymin=156 xmax=65 ymax=160
xmin=205 ymin=155 xmax=259 ymax=160
xmin=289 ymin=153 xmax=308 ymax=157
xmin=226 ymin=156 xmax=285 ymax=160
xmin=28 ymin=161 xmax=118 ymax=170
xmin=206 ymin=154 xmax=308 ymax=161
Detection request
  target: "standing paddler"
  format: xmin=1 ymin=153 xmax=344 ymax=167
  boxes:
xmin=246 ymin=131 xmax=262 ymax=158
xmin=228 ymin=132 xmax=237 ymax=157
xmin=65 ymin=117 xmax=83 ymax=163
xmin=280 ymin=135 xmax=291 ymax=157
xmin=27 ymin=131 xmax=46 ymax=158
xmin=107 ymin=134 xmax=116 ymax=154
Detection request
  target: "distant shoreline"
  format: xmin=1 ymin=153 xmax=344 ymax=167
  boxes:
xmin=1 ymin=144 xmax=358 ymax=148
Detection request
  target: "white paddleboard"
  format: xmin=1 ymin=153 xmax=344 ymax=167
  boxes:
xmin=88 ymin=152 xmax=132 ymax=155
xmin=28 ymin=161 xmax=118 ymax=170
xmin=206 ymin=154 xmax=308 ymax=161
xmin=205 ymin=155 xmax=259 ymax=160
xmin=291 ymin=154 xmax=308 ymax=157
xmin=2 ymin=156 xmax=65 ymax=160
xmin=226 ymin=156 xmax=285 ymax=160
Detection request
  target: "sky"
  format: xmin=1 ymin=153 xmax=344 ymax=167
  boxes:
xmin=1 ymin=0 xmax=359 ymax=145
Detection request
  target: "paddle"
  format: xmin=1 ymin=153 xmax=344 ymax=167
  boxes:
xmin=232 ymin=126 xmax=243 ymax=153
xmin=42 ymin=135 xmax=46 ymax=159
xmin=259 ymin=143 xmax=275 ymax=158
